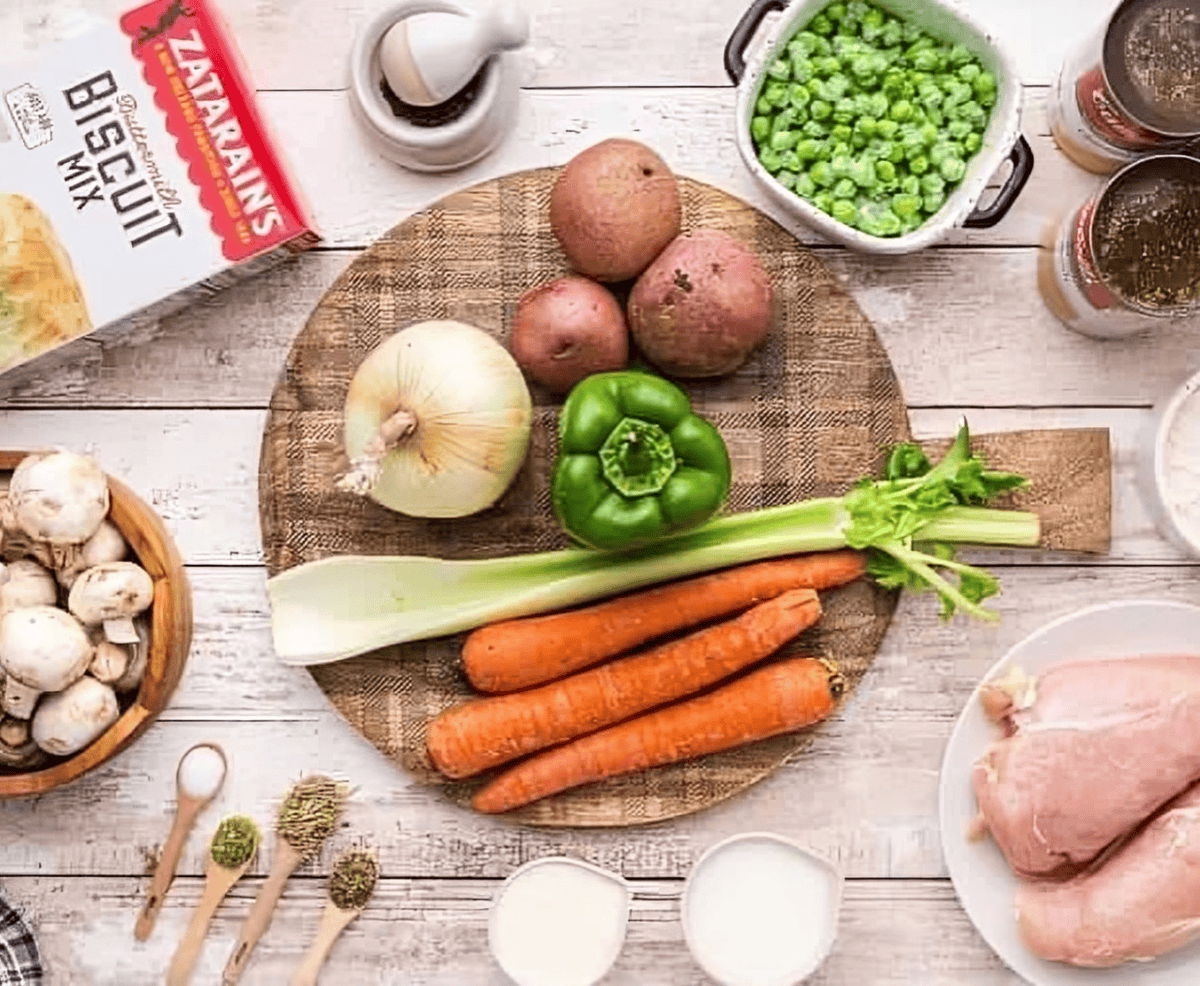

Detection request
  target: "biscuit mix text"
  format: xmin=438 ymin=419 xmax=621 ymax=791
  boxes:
xmin=56 ymin=71 xmax=184 ymax=249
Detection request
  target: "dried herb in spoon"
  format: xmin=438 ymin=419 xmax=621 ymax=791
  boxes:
xmin=210 ymin=815 xmax=261 ymax=869
xmin=328 ymin=849 xmax=379 ymax=911
xmin=277 ymin=775 xmax=348 ymax=860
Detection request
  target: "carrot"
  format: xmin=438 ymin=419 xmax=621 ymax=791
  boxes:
xmin=428 ymin=588 xmax=822 ymax=780
xmin=462 ymin=549 xmax=865 ymax=693
xmin=472 ymin=655 xmax=844 ymax=814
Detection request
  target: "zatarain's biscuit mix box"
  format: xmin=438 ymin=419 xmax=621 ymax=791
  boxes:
xmin=0 ymin=0 xmax=319 ymax=375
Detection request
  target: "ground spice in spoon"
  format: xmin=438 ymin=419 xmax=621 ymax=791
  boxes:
xmin=277 ymin=775 xmax=348 ymax=860
xmin=210 ymin=815 xmax=261 ymax=869
xmin=328 ymin=849 xmax=380 ymax=911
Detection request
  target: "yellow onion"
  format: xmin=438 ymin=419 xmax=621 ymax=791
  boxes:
xmin=338 ymin=320 xmax=532 ymax=518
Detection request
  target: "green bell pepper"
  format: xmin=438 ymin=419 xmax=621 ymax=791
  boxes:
xmin=552 ymin=372 xmax=732 ymax=551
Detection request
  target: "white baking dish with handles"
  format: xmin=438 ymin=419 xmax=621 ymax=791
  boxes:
xmin=724 ymin=0 xmax=1033 ymax=254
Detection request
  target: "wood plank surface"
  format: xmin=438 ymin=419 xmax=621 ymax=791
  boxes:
xmin=0 ymin=564 xmax=1195 ymax=885
xmin=2 ymin=876 xmax=1021 ymax=986
xmin=0 ymin=0 xmax=1106 ymax=90
xmin=0 ymin=407 xmax=1175 ymax=563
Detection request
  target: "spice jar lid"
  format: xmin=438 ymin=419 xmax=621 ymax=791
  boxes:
xmin=1104 ymin=0 xmax=1200 ymax=136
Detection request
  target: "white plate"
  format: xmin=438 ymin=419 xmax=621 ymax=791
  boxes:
xmin=938 ymin=599 xmax=1200 ymax=986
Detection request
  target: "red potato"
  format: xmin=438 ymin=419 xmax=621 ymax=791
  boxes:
xmin=628 ymin=228 xmax=775 ymax=378
xmin=510 ymin=276 xmax=628 ymax=392
xmin=549 ymin=139 xmax=682 ymax=282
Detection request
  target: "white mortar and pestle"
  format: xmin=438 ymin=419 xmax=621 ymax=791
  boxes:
xmin=349 ymin=0 xmax=529 ymax=172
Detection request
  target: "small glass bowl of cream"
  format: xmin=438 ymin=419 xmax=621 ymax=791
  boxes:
xmin=681 ymin=832 xmax=843 ymax=986
xmin=488 ymin=856 xmax=631 ymax=986
xmin=1147 ymin=368 xmax=1200 ymax=557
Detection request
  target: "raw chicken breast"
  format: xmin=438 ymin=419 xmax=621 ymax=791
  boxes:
xmin=1017 ymin=782 xmax=1200 ymax=966
xmin=972 ymin=656 xmax=1200 ymax=876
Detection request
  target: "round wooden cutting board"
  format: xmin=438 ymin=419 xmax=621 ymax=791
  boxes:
xmin=258 ymin=167 xmax=910 ymax=827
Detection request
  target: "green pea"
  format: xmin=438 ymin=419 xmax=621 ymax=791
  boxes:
xmin=832 ymin=177 xmax=857 ymax=199
xmin=973 ymin=70 xmax=997 ymax=96
xmin=757 ymin=94 xmax=774 ymax=115
xmin=765 ymin=82 xmax=789 ymax=106
xmin=810 ymin=99 xmax=833 ymax=120
xmin=792 ymin=58 xmax=815 ymax=83
xmin=911 ymin=49 xmax=937 ymax=72
xmin=958 ymin=63 xmax=981 ymax=83
xmin=889 ymin=99 xmax=913 ymax=121
xmin=776 ymin=170 xmax=798 ymax=190
xmin=751 ymin=116 xmax=771 ymax=143
xmin=946 ymin=118 xmax=971 ymax=139
xmin=832 ymin=198 xmax=858 ymax=225
xmin=826 ymin=2 xmax=847 ymax=20
xmin=771 ymin=129 xmax=799 ymax=152
xmin=909 ymin=154 xmax=930 ymax=174
xmin=939 ymin=157 xmax=966 ymax=182
xmin=920 ymin=171 xmax=945 ymax=195
xmin=830 ymin=123 xmax=853 ymax=144
xmin=892 ymin=192 xmax=922 ymax=218
xmin=900 ymin=174 xmax=920 ymax=196
xmin=759 ymin=147 xmax=783 ymax=173
xmin=849 ymin=158 xmax=877 ymax=188
xmin=812 ymin=190 xmax=835 ymax=213
xmin=831 ymin=153 xmax=854 ymax=179
xmin=876 ymin=159 xmax=897 ymax=185
xmin=810 ymin=160 xmax=835 ymax=187
xmin=796 ymin=137 xmax=825 ymax=161
xmin=924 ymin=189 xmax=946 ymax=213
xmin=948 ymin=43 xmax=974 ymax=66
xmin=795 ymin=173 xmax=817 ymax=197
xmin=802 ymin=119 xmax=830 ymax=138
xmin=875 ymin=118 xmax=899 ymax=139
xmin=881 ymin=18 xmax=902 ymax=47
xmin=772 ymin=108 xmax=796 ymax=133
xmin=963 ymin=132 xmax=982 ymax=154
xmin=810 ymin=13 xmax=834 ymax=35
xmin=824 ymin=75 xmax=850 ymax=101
xmin=789 ymin=82 xmax=811 ymax=108
xmin=769 ymin=58 xmax=791 ymax=81
xmin=833 ymin=98 xmax=857 ymax=124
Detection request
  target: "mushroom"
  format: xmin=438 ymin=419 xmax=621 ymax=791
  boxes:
xmin=111 ymin=619 xmax=148 ymax=694
xmin=32 ymin=676 xmax=119 ymax=757
xmin=7 ymin=451 xmax=109 ymax=548
xmin=0 ymin=606 xmax=94 ymax=718
xmin=0 ymin=715 xmax=45 ymax=769
xmin=67 ymin=561 xmax=153 ymax=644
xmin=0 ymin=559 xmax=58 ymax=616
xmin=56 ymin=520 xmax=128 ymax=589
xmin=88 ymin=640 xmax=129 ymax=686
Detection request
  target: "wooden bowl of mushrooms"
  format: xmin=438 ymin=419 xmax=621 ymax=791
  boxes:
xmin=0 ymin=449 xmax=192 ymax=795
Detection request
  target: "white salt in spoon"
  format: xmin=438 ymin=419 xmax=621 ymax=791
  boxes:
xmin=135 ymin=742 xmax=228 ymax=940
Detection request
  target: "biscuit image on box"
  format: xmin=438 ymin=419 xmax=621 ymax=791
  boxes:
xmin=0 ymin=194 xmax=93 ymax=372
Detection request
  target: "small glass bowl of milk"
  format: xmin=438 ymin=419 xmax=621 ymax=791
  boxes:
xmin=1146 ymin=368 xmax=1200 ymax=557
xmin=488 ymin=856 xmax=631 ymax=986
xmin=681 ymin=832 xmax=843 ymax=986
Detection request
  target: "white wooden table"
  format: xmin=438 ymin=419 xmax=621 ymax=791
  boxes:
xmin=1 ymin=1 xmax=1194 ymax=983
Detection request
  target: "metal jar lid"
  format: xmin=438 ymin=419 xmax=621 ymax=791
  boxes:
xmin=1088 ymin=153 xmax=1200 ymax=314
xmin=1103 ymin=0 xmax=1200 ymax=136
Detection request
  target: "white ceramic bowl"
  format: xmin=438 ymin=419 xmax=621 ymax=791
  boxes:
xmin=681 ymin=832 xmax=843 ymax=986
xmin=725 ymin=0 xmax=1031 ymax=253
xmin=939 ymin=600 xmax=1200 ymax=986
xmin=488 ymin=856 xmax=631 ymax=986
xmin=1142 ymin=367 xmax=1200 ymax=557
xmin=348 ymin=0 xmax=521 ymax=173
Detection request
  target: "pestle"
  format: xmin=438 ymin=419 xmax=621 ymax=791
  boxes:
xmin=379 ymin=0 xmax=529 ymax=107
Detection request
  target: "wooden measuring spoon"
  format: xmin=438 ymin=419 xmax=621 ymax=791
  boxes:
xmin=289 ymin=848 xmax=379 ymax=986
xmin=167 ymin=844 xmax=256 ymax=986
xmin=135 ymin=743 xmax=227 ymax=941
xmin=288 ymin=899 xmax=363 ymax=986
xmin=222 ymin=837 xmax=305 ymax=985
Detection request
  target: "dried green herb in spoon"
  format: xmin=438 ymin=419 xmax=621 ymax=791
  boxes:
xmin=329 ymin=849 xmax=380 ymax=911
xmin=290 ymin=848 xmax=381 ymax=986
xmin=210 ymin=815 xmax=261 ymax=869
xmin=277 ymin=775 xmax=348 ymax=860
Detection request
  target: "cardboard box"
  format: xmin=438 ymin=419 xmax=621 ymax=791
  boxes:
xmin=0 ymin=0 xmax=319 ymax=375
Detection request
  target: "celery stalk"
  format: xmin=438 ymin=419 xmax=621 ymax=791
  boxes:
xmin=268 ymin=422 xmax=1040 ymax=665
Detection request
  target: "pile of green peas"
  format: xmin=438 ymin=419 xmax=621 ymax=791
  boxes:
xmin=750 ymin=0 xmax=997 ymax=237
